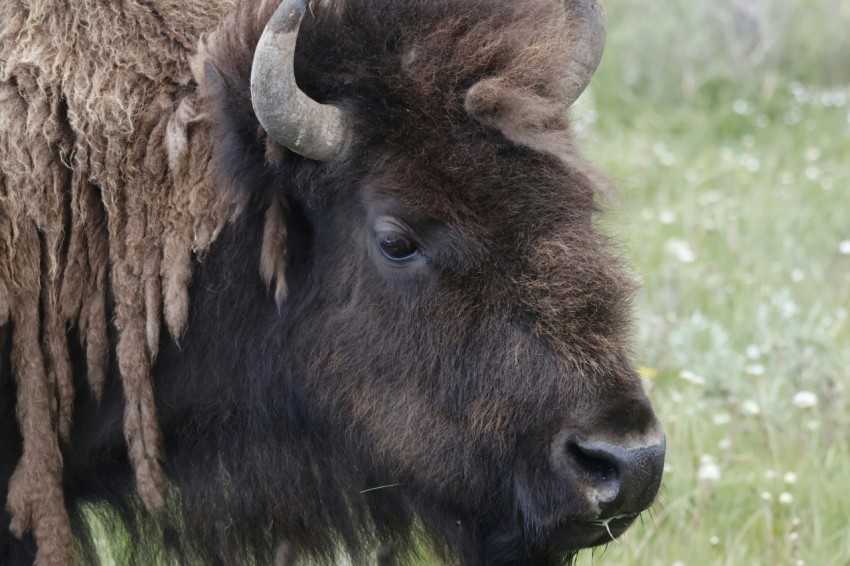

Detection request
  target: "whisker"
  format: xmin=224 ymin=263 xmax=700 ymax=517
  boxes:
xmin=359 ymin=483 xmax=407 ymax=494
xmin=589 ymin=517 xmax=619 ymax=543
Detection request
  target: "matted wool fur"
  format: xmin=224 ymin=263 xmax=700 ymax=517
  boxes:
xmin=0 ymin=1 xmax=287 ymax=563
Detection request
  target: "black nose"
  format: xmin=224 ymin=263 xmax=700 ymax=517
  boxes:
xmin=565 ymin=436 xmax=666 ymax=516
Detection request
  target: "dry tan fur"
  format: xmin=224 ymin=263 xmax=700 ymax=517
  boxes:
xmin=0 ymin=1 xmax=242 ymax=563
xmin=261 ymin=196 xmax=290 ymax=306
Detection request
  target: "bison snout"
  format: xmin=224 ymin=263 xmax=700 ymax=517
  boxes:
xmin=510 ymin=427 xmax=666 ymax=554
xmin=555 ymin=432 xmax=666 ymax=518
xmin=568 ymin=437 xmax=665 ymax=515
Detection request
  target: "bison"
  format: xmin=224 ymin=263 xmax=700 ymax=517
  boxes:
xmin=0 ymin=0 xmax=665 ymax=564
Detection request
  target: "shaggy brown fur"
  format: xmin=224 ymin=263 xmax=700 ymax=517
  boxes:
xmin=2 ymin=1 xmax=656 ymax=564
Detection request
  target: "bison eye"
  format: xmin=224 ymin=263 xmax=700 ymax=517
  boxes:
xmin=378 ymin=232 xmax=418 ymax=261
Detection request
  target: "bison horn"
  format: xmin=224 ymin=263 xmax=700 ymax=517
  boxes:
xmin=563 ymin=0 xmax=607 ymax=106
xmin=251 ymin=0 xmax=349 ymax=161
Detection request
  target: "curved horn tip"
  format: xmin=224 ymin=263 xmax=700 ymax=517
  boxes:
xmin=251 ymin=0 xmax=350 ymax=161
xmin=265 ymin=0 xmax=308 ymax=35
xmin=564 ymin=0 xmax=607 ymax=106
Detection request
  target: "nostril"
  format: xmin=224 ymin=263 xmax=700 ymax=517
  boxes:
xmin=560 ymin=436 xmax=666 ymax=515
xmin=567 ymin=442 xmax=620 ymax=485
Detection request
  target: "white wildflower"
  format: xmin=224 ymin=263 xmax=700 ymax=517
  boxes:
xmin=779 ymin=492 xmax=794 ymax=505
xmin=698 ymin=459 xmax=721 ymax=483
xmin=739 ymin=154 xmax=761 ymax=173
xmin=732 ymin=99 xmax=750 ymax=115
xmin=666 ymin=239 xmax=696 ymax=263
xmin=652 ymin=142 xmax=677 ymax=167
xmin=712 ymin=413 xmax=731 ymax=426
xmin=839 ymin=240 xmax=850 ymax=255
xmin=804 ymin=166 xmax=821 ymax=181
xmin=822 ymin=89 xmax=847 ymax=108
xmin=741 ymin=400 xmax=761 ymax=416
xmin=760 ymin=491 xmax=772 ymax=502
xmin=697 ymin=190 xmax=722 ymax=205
xmin=783 ymin=472 xmax=798 ymax=485
xmin=659 ymin=210 xmax=676 ymax=224
xmin=792 ymin=391 xmax=818 ymax=409
xmin=745 ymin=364 xmax=765 ymax=376
xmin=679 ymin=369 xmax=705 ymax=386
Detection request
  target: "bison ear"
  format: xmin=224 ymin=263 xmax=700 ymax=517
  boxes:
xmin=464 ymin=78 xmax=573 ymax=156
xmin=261 ymin=195 xmax=289 ymax=306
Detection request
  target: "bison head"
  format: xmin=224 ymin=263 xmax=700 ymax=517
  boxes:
xmin=182 ymin=0 xmax=665 ymax=563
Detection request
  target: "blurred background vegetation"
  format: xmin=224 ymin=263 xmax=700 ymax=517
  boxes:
xmin=571 ymin=0 xmax=850 ymax=564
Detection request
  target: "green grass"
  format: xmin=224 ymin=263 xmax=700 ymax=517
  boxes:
xmin=572 ymin=1 xmax=850 ymax=564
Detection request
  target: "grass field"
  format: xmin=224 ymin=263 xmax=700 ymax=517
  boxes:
xmin=571 ymin=1 xmax=850 ymax=564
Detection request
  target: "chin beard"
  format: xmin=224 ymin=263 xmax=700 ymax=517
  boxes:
xmin=478 ymin=514 xmax=637 ymax=566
